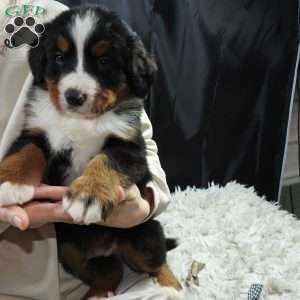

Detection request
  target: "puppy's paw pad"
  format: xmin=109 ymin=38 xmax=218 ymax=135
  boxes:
xmin=0 ymin=182 xmax=34 ymax=206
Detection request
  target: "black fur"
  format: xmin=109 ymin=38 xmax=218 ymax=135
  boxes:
xmin=127 ymin=36 xmax=157 ymax=98
xmin=103 ymin=135 xmax=151 ymax=189
xmin=28 ymin=6 xmax=157 ymax=97
xmin=45 ymin=149 xmax=72 ymax=185
xmin=6 ymin=130 xmax=50 ymax=158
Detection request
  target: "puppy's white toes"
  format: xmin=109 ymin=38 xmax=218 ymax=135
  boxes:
xmin=0 ymin=182 xmax=34 ymax=206
xmin=62 ymin=195 xmax=72 ymax=211
xmin=84 ymin=200 xmax=103 ymax=224
xmin=63 ymin=194 xmax=86 ymax=223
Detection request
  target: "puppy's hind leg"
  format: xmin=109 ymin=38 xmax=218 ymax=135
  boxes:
xmin=119 ymin=220 xmax=182 ymax=296
xmin=80 ymin=257 xmax=123 ymax=300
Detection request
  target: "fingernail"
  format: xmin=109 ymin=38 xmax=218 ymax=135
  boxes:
xmin=117 ymin=187 xmax=126 ymax=201
xmin=12 ymin=216 xmax=23 ymax=229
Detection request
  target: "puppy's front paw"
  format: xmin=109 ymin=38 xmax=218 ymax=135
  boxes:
xmin=0 ymin=182 xmax=34 ymax=206
xmin=63 ymin=176 xmax=116 ymax=224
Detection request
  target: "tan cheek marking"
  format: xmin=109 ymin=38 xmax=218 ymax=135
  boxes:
xmin=93 ymin=85 xmax=130 ymax=114
xmin=93 ymin=89 xmax=117 ymax=113
xmin=47 ymin=80 xmax=61 ymax=110
xmin=57 ymin=34 xmax=69 ymax=52
xmin=0 ymin=143 xmax=46 ymax=186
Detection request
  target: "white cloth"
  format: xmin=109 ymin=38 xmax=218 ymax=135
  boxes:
xmin=0 ymin=1 xmax=172 ymax=299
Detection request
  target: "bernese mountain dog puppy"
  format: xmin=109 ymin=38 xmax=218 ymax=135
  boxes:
xmin=0 ymin=6 xmax=182 ymax=300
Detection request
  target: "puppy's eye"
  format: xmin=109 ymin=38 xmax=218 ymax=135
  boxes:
xmin=98 ymin=56 xmax=111 ymax=65
xmin=55 ymin=53 xmax=65 ymax=65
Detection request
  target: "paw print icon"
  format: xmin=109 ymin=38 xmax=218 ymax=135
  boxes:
xmin=4 ymin=16 xmax=45 ymax=48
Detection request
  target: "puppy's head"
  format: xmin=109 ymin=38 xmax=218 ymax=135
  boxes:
xmin=29 ymin=7 xmax=156 ymax=118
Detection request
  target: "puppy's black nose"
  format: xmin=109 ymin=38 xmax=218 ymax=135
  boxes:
xmin=65 ymin=89 xmax=87 ymax=107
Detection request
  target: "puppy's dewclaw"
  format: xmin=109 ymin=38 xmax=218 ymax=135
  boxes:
xmin=0 ymin=182 xmax=34 ymax=206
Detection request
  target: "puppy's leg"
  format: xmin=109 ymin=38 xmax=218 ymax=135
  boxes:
xmin=63 ymin=153 xmax=130 ymax=224
xmin=81 ymin=257 xmax=123 ymax=300
xmin=0 ymin=143 xmax=47 ymax=206
xmin=120 ymin=245 xmax=182 ymax=295
xmin=119 ymin=221 xmax=182 ymax=292
xmin=155 ymin=264 xmax=182 ymax=291
xmin=59 ymin=242 xmax=122 ymax=300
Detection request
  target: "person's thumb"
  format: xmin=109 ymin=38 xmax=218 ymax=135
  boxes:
xmin=123 ymin=184 xmax=141 ymax=202
xmin=0 ymin=205 xmax=29 ymax=230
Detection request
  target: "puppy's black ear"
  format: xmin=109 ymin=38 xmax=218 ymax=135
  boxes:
xmin=28 ymin=25 xmax=48 ymax=85
xmin=127 ymin=36 xmax=157 ymax=98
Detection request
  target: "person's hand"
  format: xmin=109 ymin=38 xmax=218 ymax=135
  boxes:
xmin=0 ymin=184 xmax=154 ymax=230
xmin=99 ymin=185 xmax=154 ymax=228
xmin=0 ymin=185 xmax=72 ymax=230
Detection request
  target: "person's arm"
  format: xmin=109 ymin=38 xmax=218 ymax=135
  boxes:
xmin=141 ymin=109 xmax=171 ymax=220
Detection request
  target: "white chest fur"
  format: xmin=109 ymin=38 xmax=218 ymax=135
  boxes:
xmin=25 ymin=89 xmax=136 ymax=183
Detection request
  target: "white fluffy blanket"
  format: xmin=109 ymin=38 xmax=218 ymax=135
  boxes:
xmin=158 ymin=183 xmax=300 ymax=299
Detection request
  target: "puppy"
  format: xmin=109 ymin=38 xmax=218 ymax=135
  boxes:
xmin=0 ymin=6 xmax=182 ymax=299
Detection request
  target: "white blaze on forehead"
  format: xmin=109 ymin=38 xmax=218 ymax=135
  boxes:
xmin=59 ymin=10 xmax=100 ymax=104
xmin=71 ymin=10 xmax=97 ymax=72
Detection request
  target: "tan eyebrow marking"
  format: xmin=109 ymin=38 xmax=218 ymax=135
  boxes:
xmin=57 ymin=34 xmax=70 ymax=52
xmin=93 ymin=41 xmax=111 ymax=57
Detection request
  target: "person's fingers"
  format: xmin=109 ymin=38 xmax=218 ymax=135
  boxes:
xmin=122 ymin=184 xmax=141 ymax=202
xmin=116 ymin=186 xmax=126 ymax=202
xmin=52 ymin=203 xmax=73 ymax=223
xmin=33 ymin=185 xmax=68 ymax=201
xmin=0 ymin=205 xmax=29 ymax=230
xmin=23 ymin=201 xmax=73 ymax=228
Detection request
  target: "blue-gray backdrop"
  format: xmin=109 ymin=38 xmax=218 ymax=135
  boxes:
xmin=58 ymin=0 xmax=299 ymax=201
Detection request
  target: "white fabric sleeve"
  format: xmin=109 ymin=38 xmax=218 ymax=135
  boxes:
xmin=0 ymin=0 xmax=69 ymax=234
xmin=141 ymin=110 xmax=171 ymax=219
